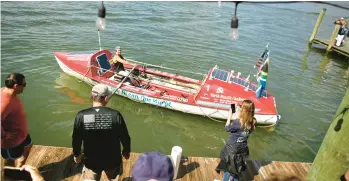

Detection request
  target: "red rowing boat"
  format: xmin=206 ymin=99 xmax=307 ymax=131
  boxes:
xmin=53 ymin=46 xmax=280 ymax=125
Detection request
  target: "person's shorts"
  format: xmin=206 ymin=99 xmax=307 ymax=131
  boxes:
xmin=82 ymin=164 xmax=122 ymax=181
xmin=1 ymin=134 xmax=32 ymax=160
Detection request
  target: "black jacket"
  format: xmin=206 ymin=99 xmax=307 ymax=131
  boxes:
xmin=215 ymin=144 xmax=248 ymax=177
xmin=72 ymin=106 xmax=131 ymax=171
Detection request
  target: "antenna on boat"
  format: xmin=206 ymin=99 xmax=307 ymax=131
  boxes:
xmin=97 ymin=31 xmax=102 ymax=51
xmin=96 ymin=1 xmax=106 ymax=51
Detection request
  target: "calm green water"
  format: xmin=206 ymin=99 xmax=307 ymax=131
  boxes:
xmin=1 ymin=2 xmax=349 ymax=163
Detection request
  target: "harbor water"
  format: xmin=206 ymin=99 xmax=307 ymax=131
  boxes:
xmin=1 ymin=2 xmax=349 ymax=162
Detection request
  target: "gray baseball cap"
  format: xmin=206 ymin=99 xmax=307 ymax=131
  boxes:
xmin=91 ymin=84 xmax=112 ymax=97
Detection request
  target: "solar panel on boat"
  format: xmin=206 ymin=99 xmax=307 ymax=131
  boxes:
xmin=229 ymin=76 xmax=267 ymax=97
xmin=216 ymin=71 xmax=222 ymax=80
xmin=223 ymin=72 xmax=228 ymax=81
xmin=212 ymin=69 xmax=267 ymax=97
xmin=211 ymin=69 xmax=218 ymax=77
xmin=211 ymin=69 xmax=229 ymax=82
xmin=249 ymin=84 xmax=257 ymax=91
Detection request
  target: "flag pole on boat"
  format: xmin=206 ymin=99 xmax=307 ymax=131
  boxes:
xmin=243 ymin=43 xmax=269 ymax=91
xmin=96 ymin=1 xmax=106 ymax=51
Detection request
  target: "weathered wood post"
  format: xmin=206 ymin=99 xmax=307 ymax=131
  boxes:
xmin=326 ymin=23 xmax=341 ymax=51
xmin=307 ymin=88 xmax=349 ymax=180
xmin=309 ymin=8 xmax=326 ymax=44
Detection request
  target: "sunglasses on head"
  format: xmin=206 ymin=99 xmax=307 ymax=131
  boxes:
xmin=18 ymin=82 xmax=26 ymax=87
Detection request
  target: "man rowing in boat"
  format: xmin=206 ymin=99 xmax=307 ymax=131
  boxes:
xmin=110 ymin=46 xmax=128 ymax=73
xmin=109 ymin=46 xmax=141 ymax=87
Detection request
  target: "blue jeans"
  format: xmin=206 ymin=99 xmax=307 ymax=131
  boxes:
xmin=223 ymin=171 xmax=239 ymax=181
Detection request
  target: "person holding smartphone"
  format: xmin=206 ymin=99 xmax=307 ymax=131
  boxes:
xmin=216 ymin=100 xmax=256 ymax=181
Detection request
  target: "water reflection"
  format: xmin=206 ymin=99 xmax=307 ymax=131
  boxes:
xmin=344 ymin=68 xmax=349 ymax=88
xmin=318 ymin=52 xmax=330 ymax=73
xmin=300 ymin=44 xmax=312 ymax=72
xmin=3 ymin=1 xmax=348 ymax=161
xmin=53 ymin=72 xmax=91 ymax=105
xmin=58 ymin=87 xmax=88 ymax=104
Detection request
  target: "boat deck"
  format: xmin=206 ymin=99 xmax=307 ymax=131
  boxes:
xmin=1 ymin=145 xmax=312 ymax=181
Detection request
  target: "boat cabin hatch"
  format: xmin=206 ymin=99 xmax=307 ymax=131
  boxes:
xmin=96 ymin=53 xmax=111 ymax=75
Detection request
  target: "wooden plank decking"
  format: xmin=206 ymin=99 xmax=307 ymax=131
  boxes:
xmin=313 ymin=38 xmax=349 ymax=57
xmin=1 ymin=145 xmax=312 ymax=181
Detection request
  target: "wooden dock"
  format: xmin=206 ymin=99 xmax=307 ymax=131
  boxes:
xmin=1 ymin=145 xmax=312 ymax=181
xmin=309 ymin=8 xmax=349 ymax=58
xmin=312 ymin=38 xmax=349 ymax=57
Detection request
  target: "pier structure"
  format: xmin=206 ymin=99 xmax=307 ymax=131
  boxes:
xmin=309 ymin=8 xmax=349 ymax=57
xmin=1 ymin=145 xmax=312 ymax=181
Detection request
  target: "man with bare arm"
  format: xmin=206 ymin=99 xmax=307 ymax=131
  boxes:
xmin=1 ymin=73 xmax=32 ymax=167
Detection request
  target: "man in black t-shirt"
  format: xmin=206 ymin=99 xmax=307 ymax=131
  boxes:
xmin=72 ymin=84 xmax=131 ymax=181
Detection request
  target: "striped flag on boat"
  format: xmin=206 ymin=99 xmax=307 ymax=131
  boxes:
xmin=256 ymin=45 xmax=270 ymax=99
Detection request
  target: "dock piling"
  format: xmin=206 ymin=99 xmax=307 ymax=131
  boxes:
xmin=309 ymin=8 xmax=326 ymax=44
xmin=307 ymin=87 xmax=349 ymax=180
xmin=326 ymin=23 xmax=341 ymax=52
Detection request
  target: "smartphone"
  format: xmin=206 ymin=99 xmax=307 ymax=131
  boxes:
xmin=231 ymin=104 xmax=236 ymax=113
xmin=4 ymin=166 xmax=32 ymax=181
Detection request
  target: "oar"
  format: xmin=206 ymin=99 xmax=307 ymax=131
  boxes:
xmin=108 ymin=65 xmax=137 ymax=101
xmin=125 ymin=58 xmax=205 ymax=76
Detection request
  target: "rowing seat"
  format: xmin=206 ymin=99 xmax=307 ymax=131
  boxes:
xmin=115 ymin=71 xmax=143 ymax=87
xmin=114 ymin=74 xmax=124 ymax=82
xmin=96 ymin=53 xmax=114 ymax=78
xmin=113 ymin=70 xmax=128 ymax=82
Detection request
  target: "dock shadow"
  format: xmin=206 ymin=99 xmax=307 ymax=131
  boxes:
xmin=38 ymin=153 xmax=83 ymax=181
xmin=239 ymin=160 xmax=272 ymax=181
xmin=176 ymin=156 xmax=200 ymax=179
